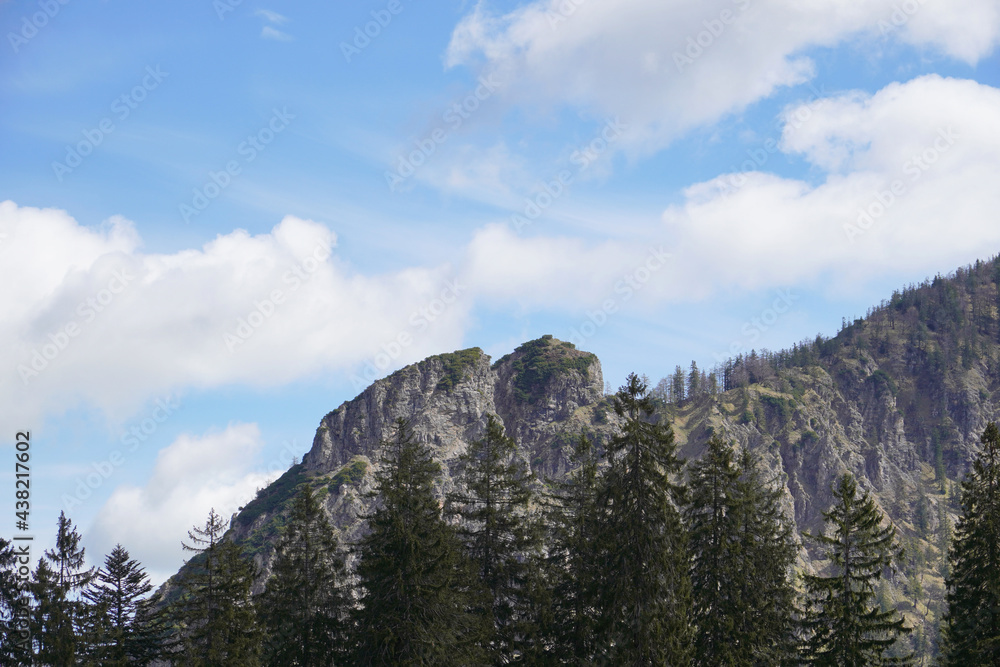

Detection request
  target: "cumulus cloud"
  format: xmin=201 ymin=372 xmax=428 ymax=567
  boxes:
xmin=0 ymin=210 xmax=472 ymax=431
xmin=661 ymin=75 xmax=1000 ymax=292
xmin=87 ymin=423 xmax=272 ymax=582
xmin=445 ymin=0 xmax=1000 ymax=156
xmin=447 ymin=76 xmax=1000 ymax=307
xmin=3 ymin=75 xmax=998 ymax=439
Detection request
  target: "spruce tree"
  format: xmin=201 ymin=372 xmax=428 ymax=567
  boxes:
xmin=259 ymin=483 xmax=347 ymax=666
xmin=29 ymin=511 xmax=94 ymax=664
xmin=351 ymin=418 xmax=487 ymax=665
xmin=449 ymin=413 xmax=543 ymax=663
xmin=686 ymin=433 xmax=743 ymax=666
xmin=82 ymin=544 xmax=162 ymax=665
xmin=943 ymin=421 xmax=1000 ymax=664
xmin=546 ymin=433 xmax=602 ymax=665
xmin=687 ymin=437 xmax=797 ymax=665
xmin=733 ymin=447 xmax=799 ymax=663
xmin=800 ymin=473 xmax=913 ymax=665
xmin=169 ymin=508 xmax=261 ymax=666
xmin=0 ymin=537 xmax=31 ymax=664
xmin=598 ymin=372 xmax=692 ymax=665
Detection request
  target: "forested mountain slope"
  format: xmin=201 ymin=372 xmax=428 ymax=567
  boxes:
xmin=163 ymin=255 xmax=1000 ymax=661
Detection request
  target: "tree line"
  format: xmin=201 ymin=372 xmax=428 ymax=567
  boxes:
xmin=2 ymin=374 xmax=999 ymax=664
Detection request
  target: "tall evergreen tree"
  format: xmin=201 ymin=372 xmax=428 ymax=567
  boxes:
xmin=546 ymin=433 xmax=603 ymax=665
xmin=687 ymin=436 xmax=797 ymax=664
xmin=688 ymin=361 xmax=701 ymax=398
xmin=259 ymin=483 xmax=347 ymax=666
xmin=29 ymin=511 xmax=94 ymax=665
xmin=800 ymin=473 xmax=913 ymax=665
xmin=351 ymin=418 xmax=487 ymax=666
xmin=449 ymin=413 xmax=543 ymax=663
xmin=686 ymin=434 xmax=743 ymax=666
xmin=671 ymin=365 xmax=686 ymax=403
xmin=943 ymin=421 xmax=1000 ymax=664
xmin=598 ymin=372 xmax=692 ymax=665
xmin=82 ymin=544 xmax=162 ymax=666
xmin=168 ymin=508 xmax=261 ymax=666
xmin=0 ymin=537 xmax=31 ymax=664
xmin=732 ymin=447 xmax=799 ymax=664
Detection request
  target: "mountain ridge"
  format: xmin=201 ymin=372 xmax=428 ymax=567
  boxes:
xmin=163 ymin=254 xmax=1000 ymax=659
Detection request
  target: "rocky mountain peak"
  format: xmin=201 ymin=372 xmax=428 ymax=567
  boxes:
xmin=221 ymin=336 xmax=613 ymax=586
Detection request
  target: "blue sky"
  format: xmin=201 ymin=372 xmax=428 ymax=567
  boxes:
xmin=2 ymin=0 xmax=999 ymax=581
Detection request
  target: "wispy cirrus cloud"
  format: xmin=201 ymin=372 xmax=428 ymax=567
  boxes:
xmin=257 ymin=8 xmax=293 ymax=41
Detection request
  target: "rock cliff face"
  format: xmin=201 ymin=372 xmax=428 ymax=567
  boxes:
xmin=225 ymin=335 xmax=617 ymax=588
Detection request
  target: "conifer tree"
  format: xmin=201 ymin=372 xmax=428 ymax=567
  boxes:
xmin=0 ymin=537 xmax=31 ymax=664
xmin=546 ymin=433 xmax=603 ymax=665
xmin=29 ymin=511 xmax=94 ymax=664
xmin=449 ymin=413 xmax=543 ymax=663
xmin=732 ymin=447 xmax=799 ymax=663
xmin=686 ymin=434 xmax=742 ymax=665
xmin=688 ymin=361 xmax=701 ymax=398
xmin=800 ymin=473 xmax=913 ymax=665
xmin=943 ymin=421 xmax=1000 ymax=664
xmin=671 ymin=365 xmax=686 ymax=403
xmin=169 ymin=508 xmax=261 ymax=666
xmin=259 ymin=483 xmax=346 ymax=666
xmin=687 ymin=437 xmax=797 ymax=665
xmin=351 ymin=418 xmax=487 ymax=666
xmin=82 ymin=544 xmax=162 ymax=666
xmin=598 ymin=372 xmax=692 ymax=665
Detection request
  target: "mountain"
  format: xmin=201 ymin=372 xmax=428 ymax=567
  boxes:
xmin=163 ymin=255 xmax=1000 ymax=660
xmin=227 ymin=336 xmax=615 ymax=579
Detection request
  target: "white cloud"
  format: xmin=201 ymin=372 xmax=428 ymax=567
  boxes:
xmin=261 ymin=26 xmax=294 ymax=41
xmin=87 ymin=423 xmax=272 ymax=582
xmin=0 ymin=209 xmax=472 ymax=431
xmin=446 ymin=0 xmax=1000 ymax=157
xmin=3 ymin=76 xmax=998 ymax=438
xmin=255 ymin=9 xmax=289 ymax=24
xmin=661 ymin=75 xmax=1000 ymax=293
xmin=448 ymin=76 xmax=1000 ymax=307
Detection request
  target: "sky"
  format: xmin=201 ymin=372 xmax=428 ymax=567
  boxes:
xmin=1 ymin=0 xmax=999 ymax=583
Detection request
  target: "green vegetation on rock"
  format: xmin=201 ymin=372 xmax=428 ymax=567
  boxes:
xmin=433 ymin=348 xmax=483 ymax=393
xmin=495 ymin=335 xmax=596 ymax=404
xmin=236 ymin=464 xmax=307 ymax=528
xmin=330 ymin=456 xmax=368 ymax=493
